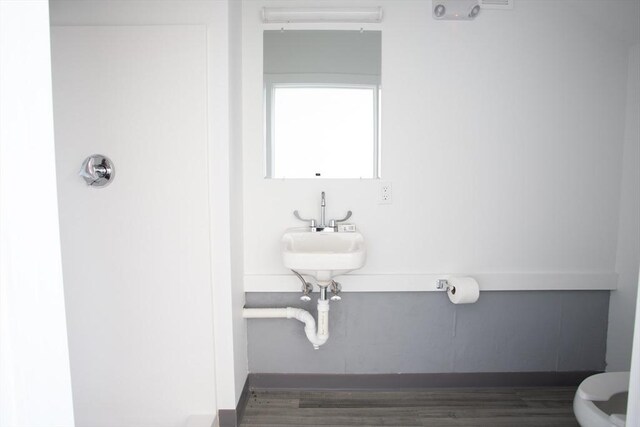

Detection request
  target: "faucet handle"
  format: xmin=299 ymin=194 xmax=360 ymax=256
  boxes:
xmin=330 ymin=211 xmax=352 ymax=227
xmin=293 ymin=210 xmax=317 ymax=227
xmin=330 ymin=280 xmax=342 ymax=301
xmin=300 ymin=287 xmax=312 ymax=301
xmin=298 ymin=273 xmax=313 ymax=301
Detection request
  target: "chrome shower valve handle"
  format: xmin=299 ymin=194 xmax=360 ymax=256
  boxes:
xmin=79 ymin=154 xmax=115 ymax=187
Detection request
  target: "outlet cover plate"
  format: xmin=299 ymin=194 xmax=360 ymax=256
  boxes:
xmin=378 ymin=181 xmax=392 ymax=204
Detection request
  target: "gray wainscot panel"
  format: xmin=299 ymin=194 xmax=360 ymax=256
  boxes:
xmin=245 ymin=291 xmax=609 ymax=374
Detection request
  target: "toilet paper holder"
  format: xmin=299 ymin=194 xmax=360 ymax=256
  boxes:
xmin=437 ymin=277 xmax=480 ymax=304
xmin=436 ymin=279 xmax=456 ymax=294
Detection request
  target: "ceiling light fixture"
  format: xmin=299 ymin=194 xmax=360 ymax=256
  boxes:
xmin=261 ymin=7 xmax=383 ymax=24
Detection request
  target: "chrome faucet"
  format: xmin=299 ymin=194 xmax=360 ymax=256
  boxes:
xmin=293 ymin=191 xmax=352 ymax=232
xmin=320 ymin=191 xmax=326 ymax=228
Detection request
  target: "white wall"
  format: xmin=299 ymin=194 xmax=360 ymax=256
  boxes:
xmin=50 ymin=0 xmax=248 ymax=415
xmin=52 ymin=25 xmax=216 ymax=427
xmin=229 ymin=0 xmax=250 ymax=403
xmin=607 ymin=43 xmax=640 ymax=372
xmin=242 ymin=0 xmax=630 ymax=293
xmin=0 ymin=1 xmax=75 ymax=426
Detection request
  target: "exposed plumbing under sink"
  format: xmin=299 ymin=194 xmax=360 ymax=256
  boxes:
xmin=243 ymin=300 xmax=330 ymax=350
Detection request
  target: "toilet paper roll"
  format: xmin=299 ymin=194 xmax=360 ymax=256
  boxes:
xmin=447 ymin=277 xmax=480 ymax=304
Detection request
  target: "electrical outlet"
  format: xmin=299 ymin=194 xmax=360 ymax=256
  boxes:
xmin=378 ymin=181 xmax=392 ymax=204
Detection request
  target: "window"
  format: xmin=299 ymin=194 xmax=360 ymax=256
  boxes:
xmin=267 ymin=84 xmax=380 ymax=179
xmin=263 ymin=29 xmax=382 ymax=179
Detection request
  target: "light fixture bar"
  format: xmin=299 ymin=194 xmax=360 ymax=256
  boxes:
xmin=261 ymin=7 xmax=383 ymax=24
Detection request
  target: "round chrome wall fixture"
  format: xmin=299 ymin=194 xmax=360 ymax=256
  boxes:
xmin=79 ymin=154 xmax=115 ymax=187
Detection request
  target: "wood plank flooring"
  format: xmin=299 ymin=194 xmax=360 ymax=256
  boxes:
xmin=240 ymin=387 xmax=579 ymax=426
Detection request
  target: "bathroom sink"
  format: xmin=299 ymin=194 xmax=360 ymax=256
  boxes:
xmin=282 ymin=229 xmax=366 ymax=283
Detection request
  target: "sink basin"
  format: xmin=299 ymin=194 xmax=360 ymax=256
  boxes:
xmin=282 ymin=228 xmax=366 ymax=283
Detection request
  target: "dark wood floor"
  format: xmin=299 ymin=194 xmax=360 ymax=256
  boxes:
xmin=240 ymin=387 xmax=580 ymax=426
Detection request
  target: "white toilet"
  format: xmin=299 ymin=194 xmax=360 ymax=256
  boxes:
xmin=574 ymin=372 xmax=630 ymax=427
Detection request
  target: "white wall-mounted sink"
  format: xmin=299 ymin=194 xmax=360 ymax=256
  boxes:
xmin=282 ymin=229 xmax=366 ymax=283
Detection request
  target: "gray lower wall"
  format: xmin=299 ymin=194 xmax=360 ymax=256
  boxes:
xmin=246 ymin=291 xmax=609 ymax=374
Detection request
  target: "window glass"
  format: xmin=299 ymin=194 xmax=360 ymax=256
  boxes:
xmin=272 ymin=86 xmax=376 ymax=178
